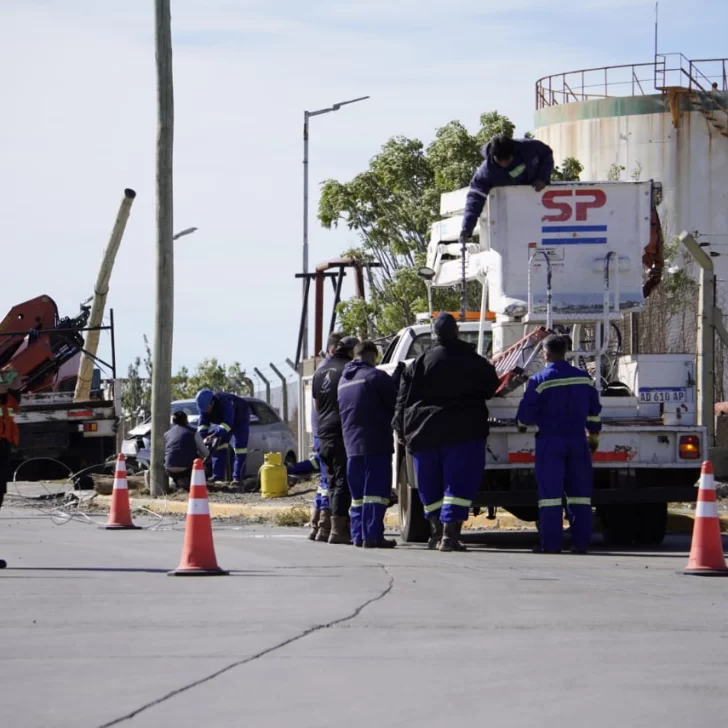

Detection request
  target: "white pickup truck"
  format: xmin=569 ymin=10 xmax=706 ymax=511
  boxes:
xmin=376 ymin=181 xmax=704 ymax=547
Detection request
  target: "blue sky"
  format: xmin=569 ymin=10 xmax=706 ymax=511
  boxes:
xmin=1 ymin=0 xmax=726 ymax=390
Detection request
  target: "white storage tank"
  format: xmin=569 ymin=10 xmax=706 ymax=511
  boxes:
xmin=533 ymin=55 xmax=728 ymax=277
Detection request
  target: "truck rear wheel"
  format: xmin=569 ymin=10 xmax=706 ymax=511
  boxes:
xmin=598 ymin=505 xmax=637 ymax=547
xmin=598 ymin=503 xmax=668 ymax=547
xmin=397 ymin=454 xmax=430 ymax=543
xmin=635 ymin=503 xmax=668 ymax=546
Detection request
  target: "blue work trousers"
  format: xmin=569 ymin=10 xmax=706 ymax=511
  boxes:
xmin=535 ymin=434 xmax=593 ymax=552
xmin=211 ymin=424 xmax=249 ymax=482
xmin=412 ymin=439 xmax=485 ymax=523
xmin=347 ymin=454 xmax=392 ymax=545
xmin=312 ymin=437 xmax=330 ymax=511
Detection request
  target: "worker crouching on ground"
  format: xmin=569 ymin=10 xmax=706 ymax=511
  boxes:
xmin=338 ymin=341 xmax=401 ymax=549
xmin=394 ymin=313 xmax=500 ymax=551
xmin=516 ymin=335 xmax=602 ymax=554
xmin=164 ymin=410 xmax=210 ymax=491
xmin=0 ymin=386 xmax=21 ymax=570
xmin=460 ymin=134 xmax=554 ymax=243
xmin=195 ymin=389 xmax=250 ymax=485
xmin=307 ymin=332 xmax=343 ymax=541
xmin=312 ymin=335 xmax=359 ymax=544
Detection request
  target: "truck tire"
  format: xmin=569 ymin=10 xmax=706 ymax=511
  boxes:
xmin=598 ymin=504 xmax=638 ymax=546
xmin=397 ymin=454 xmax=430 ymax=543
xmin=635 ymin=503 xmax=668 ymax=546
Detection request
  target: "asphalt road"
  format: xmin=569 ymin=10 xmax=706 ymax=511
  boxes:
xmin=1 ymin=507 xmax=727 ymax=728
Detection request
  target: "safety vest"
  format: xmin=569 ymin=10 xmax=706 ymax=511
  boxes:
xmin=0 ymin=394 xmax=20 ymax=446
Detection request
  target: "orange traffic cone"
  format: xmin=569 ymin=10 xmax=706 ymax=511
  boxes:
xmin=102 ymin=454 xmax=140 ymax=530
xmin=169 ymin=459 xmax=229 ymax=576
xmin=684 ymin=461 xmax=728 ymax=576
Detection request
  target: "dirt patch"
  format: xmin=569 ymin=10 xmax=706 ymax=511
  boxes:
xmin=91 ymin=472 xmax=319 ymax=507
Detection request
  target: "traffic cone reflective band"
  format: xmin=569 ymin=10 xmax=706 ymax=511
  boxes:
xmin=103 ymin=454 xmax=140 ymax=530
xmin=684 ymin=461 xmax=728 ymax=576
xmin=169 ymin=459 xmax=228 ymax=576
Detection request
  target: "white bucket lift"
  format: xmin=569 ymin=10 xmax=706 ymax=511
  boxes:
xmin=426 ymin=182 xmax=653 ymax=394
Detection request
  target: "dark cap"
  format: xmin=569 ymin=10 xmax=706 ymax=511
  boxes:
xmin=433 ymin=312 xmax=458 ymax=341
xmin=335 ymin=335 xmax=360 ymax=354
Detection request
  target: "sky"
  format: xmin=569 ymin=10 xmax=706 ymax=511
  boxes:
xmin=1 ymin=0 xmax=727 ymax=391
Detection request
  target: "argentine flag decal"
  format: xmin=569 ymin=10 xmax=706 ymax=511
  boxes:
xmin=541 ymin=225 xmax=607 ymax=245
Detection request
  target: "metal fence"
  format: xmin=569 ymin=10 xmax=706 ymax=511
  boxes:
xmin=536 ymin=55 xmax=728 ymax=109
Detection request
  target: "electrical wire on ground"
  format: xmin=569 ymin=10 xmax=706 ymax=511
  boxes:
xmin=8 ymin=457 xmax=184 ymax=531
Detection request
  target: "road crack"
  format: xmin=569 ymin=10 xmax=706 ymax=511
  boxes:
xmin=98 ymin=564 xmax=394 ymax=727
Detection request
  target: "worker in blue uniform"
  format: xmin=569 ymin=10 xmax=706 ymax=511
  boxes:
xmin=460 ymin=134 xmax=554 ymax=241
xmin=308 ymin=332 xmax=343 ymax=541
xmin=393 ymin=313 xmax=500 ymax=552
xmin=195 ymin=389 xmax=251 ymax=485
xmin=516 ymin=335 xmax=602 ymax=554
xmin=338 ymin=341 xmax=401 ymax=549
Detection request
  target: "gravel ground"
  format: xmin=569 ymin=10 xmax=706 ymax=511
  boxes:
xmin=31 ymin=474 xmax=728 ymax=514
xmin=90 ymin=473 xmax=319 ymax=507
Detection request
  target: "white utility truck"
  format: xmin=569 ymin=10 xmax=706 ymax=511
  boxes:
xmin=379 ymin=181 xmax=704 ymax=546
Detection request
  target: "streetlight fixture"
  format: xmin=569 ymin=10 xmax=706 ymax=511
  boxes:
xmin=418 ymin=266 xmax=437 ymax=338
xmin=173 ymin=226 xmax=198 ymax=241
xmin=302 ymin=95 xmax=370 ymax=360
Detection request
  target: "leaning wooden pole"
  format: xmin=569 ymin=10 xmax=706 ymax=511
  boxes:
xmin=74 ymin=188 xmax=136 ymax=403
xmin=150 ymin=0 xmax=175 ymax=497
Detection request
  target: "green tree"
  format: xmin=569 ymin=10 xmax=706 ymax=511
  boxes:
xmin=121 ymin=334 xmax=154 ymax=420
xmin=319 ymin=112 xmax=582 ymax=337
xmin=121 ymin=356 xmax=150 ymax=420
xmin=552 ymin=157 xmax=583 ymax=181
xmin=171 ymin=358 xmax=253 ymax=399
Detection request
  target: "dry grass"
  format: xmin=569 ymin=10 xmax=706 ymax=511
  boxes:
xmin=273 ymin=506 xmax=310 ymax=527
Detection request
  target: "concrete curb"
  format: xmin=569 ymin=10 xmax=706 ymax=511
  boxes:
xmin=97 ymin=495 xmax=728 ymax=534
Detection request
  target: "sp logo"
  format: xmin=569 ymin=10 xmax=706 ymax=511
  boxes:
xmin=541 ymin=189 xmax=607 ymax=222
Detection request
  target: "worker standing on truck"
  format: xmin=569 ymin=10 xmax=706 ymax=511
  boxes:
xmin=460 ymin=134 xmax=554 ymax=241
xmin=393 ymin=313 xmax=500 ymax=552
xmin=338 ymin=341 xmax=400 ymax=549
xmin=312 ymin=335 xmax=359 ymax=545
xmin=308 ymin=332 xmax=343 ymax=542
xmin=516 ymin=335 xmax=601 ymax=554
xmin=164 ymin=410 xmax=210 ymax=491
xmin=195 ymin=389 xmax=250 ymax=485
xmin=0 ymin=386 xmax=20 ymax=570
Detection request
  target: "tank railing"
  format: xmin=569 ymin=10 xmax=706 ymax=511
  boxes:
xmin=536 ymin=57 xmax=728 ymax=109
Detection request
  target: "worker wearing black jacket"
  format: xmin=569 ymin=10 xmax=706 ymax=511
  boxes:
xmin=393 ymin=313 xmax=500 ymax=551
xmin=312 ymin=335 xmax=359 ymax=544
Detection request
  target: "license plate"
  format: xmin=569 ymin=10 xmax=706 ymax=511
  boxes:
xmin=639 ymin=387 xmax=687 ymax=404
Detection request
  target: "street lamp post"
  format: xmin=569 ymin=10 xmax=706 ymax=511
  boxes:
xmin=173 ymin=226 xmax=198 ymax=241
xmin=302 ymin=95 xmax=370 ymax=360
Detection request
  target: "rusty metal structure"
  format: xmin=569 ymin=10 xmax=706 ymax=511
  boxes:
xmin=294 ymin=257 xmax=381 ymax=369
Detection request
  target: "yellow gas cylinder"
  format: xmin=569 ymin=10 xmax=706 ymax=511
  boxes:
xmin=260 ymin=452 xmax=288 ymax=498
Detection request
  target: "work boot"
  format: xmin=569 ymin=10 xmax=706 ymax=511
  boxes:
xmin=363 ymin=538 xmax=397 ymax=549
xmin=532 ymin=544 xmax=561 ymax=554
xmin=428 ymin=516 xmax=443 ymax=550
xmin=439 ymin=521 xmax=468 ymax=552
xmin=328 ymin=515 xmax=351 ymax=545
xmin=315 ymin=510 xmax=332 ymax=542
xmin=308 ymin=508 xmax=321 ymax=541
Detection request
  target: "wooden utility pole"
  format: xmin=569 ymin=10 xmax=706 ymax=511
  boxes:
xmin=150 ymin=0 xmax=175 ymax=497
